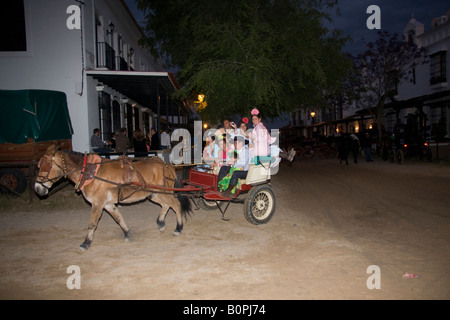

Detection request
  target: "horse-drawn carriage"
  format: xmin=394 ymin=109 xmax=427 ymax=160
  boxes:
xmin=186 ymin=163 xmax=276 ymax=224
xmin=34 ymin=145 xmax=276 ymax=250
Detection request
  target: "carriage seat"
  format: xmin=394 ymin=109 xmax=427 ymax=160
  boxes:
xmin=239 ymin=163 xmax=271 ymax=186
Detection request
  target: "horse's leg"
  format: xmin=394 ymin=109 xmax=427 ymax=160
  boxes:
xmin=151 ymin=194 xmax=183 ymax=235
xmin=80 ymin=204 xmax=104 ymax=251
xmin=162 ymin=194 xmax=184 ymax=236
xmin=152 ymin=194 xmax=170 ymax=233
xmin=104 ymin=203 xmax=132 ymax=242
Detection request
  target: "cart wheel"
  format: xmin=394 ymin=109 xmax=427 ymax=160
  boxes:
xmin=244 ymin=184 xmax=276 ymax=225
xmin=0 ymin=168 xmax=27 ymax=194
xmin=198 ymin=198 xmax=223 ymax=211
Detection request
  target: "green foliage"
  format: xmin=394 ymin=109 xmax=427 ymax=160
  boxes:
xmin=137 ymin=0 xmax=351 ymax=123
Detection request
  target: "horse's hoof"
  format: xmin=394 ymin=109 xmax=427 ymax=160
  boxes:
xmin=79 ymin=243 xmax=90 ymax=251
xmin=157 ymin=219 xmax=166 ymax=233
xmin=124 ymin=231 xmax=132 ymax=242
xmin=173 ymin=231 xmax=181 ymax=236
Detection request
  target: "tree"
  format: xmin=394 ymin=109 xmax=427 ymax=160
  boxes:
xmin=137 ymin=0 xmax=352 ymax=123
xmin=352 ymin=30 xmax=426 ymax=143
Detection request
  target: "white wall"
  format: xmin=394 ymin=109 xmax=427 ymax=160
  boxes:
xmin=0 ymin=0 xmax=165 ymax=152
xmin=0 ymin=0 xmax=92 ymax=152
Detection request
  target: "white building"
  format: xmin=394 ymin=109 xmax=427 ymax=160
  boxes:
xmin=384 ymin=11 xmax=450 ymax=138
xmin=0 ymin=0 xmax=191 ymax=152
xmin=283 ymin=10 xmax=450 ymax=146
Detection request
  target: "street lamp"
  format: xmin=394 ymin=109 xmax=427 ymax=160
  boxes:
xmin=310 ymin=111 xmax=316 ymax=140
xmin=195 ymin=94 xmax=207 ymax=111
xmin=107 ymin=22 xmax=115 ymax=35
xmin=310 ymin=111 xmax=315 ymax=124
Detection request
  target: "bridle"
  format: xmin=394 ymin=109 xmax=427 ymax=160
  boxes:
xmin=36 ymin=150 xmax=78 ymax=186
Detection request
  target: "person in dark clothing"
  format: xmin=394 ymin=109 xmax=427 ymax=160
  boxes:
xmin=381 ymin=133 xmax=390 ymax=161
xmin=150 ymin=127 xmax=161 ymax=150
xmin=350 ymin=133 xmax=360 ymax=164
xmin=91 ymin=128 xmax=112 ymax=158
xmin=132 ymin=130 xmax=148 ymax=157
xmin=363 ymin=132 xmax=373 ymax=162
xmin=338 ymin=134 xmax=350 ymax=166
xmin=115 ymin=127 xmax=130 ymax=154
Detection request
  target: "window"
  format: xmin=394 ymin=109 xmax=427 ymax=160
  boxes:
xmin=126 ymin=104 xmax=133 ymax=138
xmin=0 ymin=0 xmax=27 ymax=51
xmin=134 ymin=107 xmax=140 ymax=130
xmin=99 ymin=92 xmax=112 ymax=141
xmin=430 ymin=51 xmax=447 ymax=85
xmin=112 ymin=100 xmax=121 ymax=133
xmin=143 ymin=112 xmax=150 ymax=135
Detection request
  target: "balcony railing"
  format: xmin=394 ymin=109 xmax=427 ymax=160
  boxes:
xmin=115 ymin=56 xmax=128 ymax=71
xmin=96 ymin=42 xmax=116 ymax=70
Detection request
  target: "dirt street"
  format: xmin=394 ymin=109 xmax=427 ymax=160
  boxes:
xmin=0 ymin=158 xmax=449 ymax=300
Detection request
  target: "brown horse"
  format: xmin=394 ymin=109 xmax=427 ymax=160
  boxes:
xmin=35 ymin=144 xmax=191 ymax=250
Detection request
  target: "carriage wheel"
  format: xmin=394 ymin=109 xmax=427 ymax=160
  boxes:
xmin=198 ymin=197 xmax=223 ymax=211
xmin=0 ymin=168 xmax=27 ymax=195
xmin=244 ymin=184 xmax=276 ymax=225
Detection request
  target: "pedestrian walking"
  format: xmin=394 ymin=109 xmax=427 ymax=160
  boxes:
xmin=349 ymin=133 xmax=360 ymax=164
xmin=363 ymin=132 xmax=373 ymax=162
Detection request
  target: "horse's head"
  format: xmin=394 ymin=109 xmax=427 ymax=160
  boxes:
xmin=35 ymin=144 xmax=65 ymax=196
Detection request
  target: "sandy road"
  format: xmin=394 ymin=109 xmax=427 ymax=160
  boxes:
xmin=0 ymin=158 xmax=449 ymax=299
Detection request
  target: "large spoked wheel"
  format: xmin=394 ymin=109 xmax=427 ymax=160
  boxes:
xmin=198 ymin=197 xmax=223 ymax=211
xmin=0 ymin=168 xmax=27 ymax=194
xmin=244 ymin=184 xmax=276 ymax=225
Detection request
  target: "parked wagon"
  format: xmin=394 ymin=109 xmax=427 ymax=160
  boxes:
xmin=0 ymin=90 xmax=73 ymax=197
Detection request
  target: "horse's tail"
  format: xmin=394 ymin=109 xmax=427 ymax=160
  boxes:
xmin=175 ymin=176 xmax=192 ymax=220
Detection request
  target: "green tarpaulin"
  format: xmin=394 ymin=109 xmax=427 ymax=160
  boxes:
xmin=0 ymin=90 xmax=73 ymax=144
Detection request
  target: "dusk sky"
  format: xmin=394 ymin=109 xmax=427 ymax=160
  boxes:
xmin=124 ymin=0 xmax=450 ymax=127
xmin=328 ymin=0 xmax=450 ymax=55
xmin=125 ymin=0 xmax=450 ymax=56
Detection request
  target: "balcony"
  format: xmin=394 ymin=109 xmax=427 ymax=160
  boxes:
xmin=96 ymin=42 xmax=116 ymax=70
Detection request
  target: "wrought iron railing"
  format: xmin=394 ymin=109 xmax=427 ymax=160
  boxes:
xmin=115 ymin=56 xmax=128 ymax=71
xmin=96 ymin=42 xmax=116 ymax=70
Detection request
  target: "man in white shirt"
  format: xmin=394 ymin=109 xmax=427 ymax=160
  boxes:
xmin=160 ymin=128 xmax=171 ymax=163
xmin=160 ymin=128 xmax=171 ymax=149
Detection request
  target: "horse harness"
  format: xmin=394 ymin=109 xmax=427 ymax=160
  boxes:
xmin=115 ymin=156 xmax=176 ymax=202
xmin=72 ymin=154 xmax=177 ymax=202
xmin=38 ymin=151 xmax=177 ymax=201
